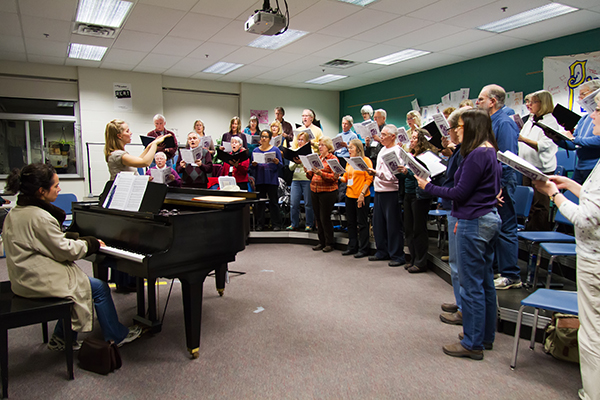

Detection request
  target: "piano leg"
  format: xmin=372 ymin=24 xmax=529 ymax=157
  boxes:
xmin=133 ymin=276 xmax=162 ymax=333
xmin=179 ymin=276 xmax=205 ymax=359
xmin=215 ymin=264 xmax=226 ymax=297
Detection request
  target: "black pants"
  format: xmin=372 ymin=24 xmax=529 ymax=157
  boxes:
xmin=404 ymin=193 xmax=431 ymax=268
xmin=256 ymin=184 xmax=281 ymax=229
xmin=311 ymin=190 xmax=338 ymax=247
xmin=345 ymin=196 xmax=370 ymax=254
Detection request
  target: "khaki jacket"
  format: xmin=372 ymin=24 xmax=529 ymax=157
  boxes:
xmin=3 ymin=205 xmax=94 ymax=332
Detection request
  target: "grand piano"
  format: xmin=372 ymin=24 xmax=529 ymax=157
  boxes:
xmin=70 ymin=186 xmax=259 ymax=359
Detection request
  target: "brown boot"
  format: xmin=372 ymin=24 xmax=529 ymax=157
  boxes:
xmin=441 ymin=303 xmax=458 ymax=313
xmin=440 ymin=310 xmax=462 ymax=325
xmin=442 ymin=342 xmax=483 ymax=360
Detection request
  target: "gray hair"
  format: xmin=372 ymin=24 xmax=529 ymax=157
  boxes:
xmin=154 ymin=151 xmax=166 ymax=160
xmin=360 ymin=105 xmax=373 ymax=117
xmin=231 ymin=136 xmax=243 ymax=146
xmin=374 ymin=109 xmax=387 ymax=119
xmin=581 ymin=79 xmax=600 ymax=92
xmin=483 ymin=84 xmax=506 ymax=108
xmin=342 ymin=115 xmax=354 ymax=125
xmin=153 ymin=114 xmax=166 ymax=122
xmin=303 ymin=109 xmax=314 ymax=118
xmin=447 ymin=107 xmax=469 ymax=129
xmin=187 ymin=131 xmax=200 ymax=140
xmin=382 ymin=124 xmax=398 ymax=137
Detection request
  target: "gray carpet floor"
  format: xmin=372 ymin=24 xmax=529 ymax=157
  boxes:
xmin=0 ymin=243 xmax=581 ymax=399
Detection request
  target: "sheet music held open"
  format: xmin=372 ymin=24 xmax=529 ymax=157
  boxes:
xmin=102 ymin=173 xmax=150 ymax=211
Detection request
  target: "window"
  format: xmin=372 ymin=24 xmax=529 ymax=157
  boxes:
xmin=0 ymin=97 xmax=81 ymax=177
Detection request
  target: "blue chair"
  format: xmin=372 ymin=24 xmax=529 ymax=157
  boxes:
xmin=513 ymin=186 xmax=534 ymax=231
xmin=554 ymin=165 xmax=565 ymax=177
xmin=51 ymin=193 xmax=78 ymax=229
xmin=555 ymin=149 xmax=576 ymax=175
xmin=428 ymin=199 xmax=450 ymax=249
xmin=517 ymin=190 xmax=577 ymax=287
xmin=510 ymin=289 xmax=578 ymax=369
xmin=535 ymin=242 xmax=577 ymax=289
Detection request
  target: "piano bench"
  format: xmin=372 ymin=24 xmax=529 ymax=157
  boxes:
xmin=0 ymin=281 xmax=74 ymax=398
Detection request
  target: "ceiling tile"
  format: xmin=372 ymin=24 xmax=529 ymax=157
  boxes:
xmin=99 ymin=62 xmax=135 ymax=71
xmin=0 ymin=51 xmax=27 ymax=62
xmin=356 ymin=16 xmax=433 ymax=43
xmin=21 ymin=16 xmax=71 ymax=41
xmin=442 ymin=0 xmax=548 ymax=29
xmin=344 ymin=43 xmax=403 ymax=63
xmin=384 ymin=23 xmax=466 ymax=48
xmin=279 ymin=70 xmax=325 ymax=83
xmin=407 ymin=0 xmax=496 ymax=22
xmin=0 ymin=0 xmax=18 ymax=13
xmin=151 ymin=36 xmax=204 ymax=57
xmin=311 ymin=38 xmax=374 ymax=59
xmin=209 ymin=20 xmax=258 ymax=47
xmin=102 ymin=48 xmax=147 ymax=65
xmin=123 ymin=3 xmax=186 ymax=35
xmin=25 ymin=37 xmax=68 ymax=56
xmin=279 ymin=33 xmax=344 ymax=55
xmin=236 ymin=0 xmax=321 ymax=21
xmin=163 ymin=69 xmax=196 ymax=78
xmin=137 ymin=53 xmax=183 ymax=69
xmin=112 ymin=30 xmax=163 ymax=52
xmin=419 ymin=29 xmax=494 ymax=52
xmin=281 ymin=54 xmax=333 ymax=72
xmin=138 ymin=0 xmax=198 ymax=12
xmin=133 ymin=65 xmax=169 ymax=74
xmin=366 ymin=0 xmax=440 ymax=15
xmin=0 ymin=11 xmax=20 ymax=36
xmin=254 ymin=67 xmax=304 ymax=81
xmin=190 ymin=0 xmax=257 ymax=19
xmin=500 ymin=10 xmax=600 ymax=42
xmin=169 ymin=12 xmax=231 ymax=40
xmin=27 ymin=54 xmax=65 ymax=64
xmin=187 ymin=41 xmax=239 ymax=60
xmin=168 ymin=57 xmax=213 ymax=72
xmin=251 ymin=51 xmax=304 ymax=68
xmin=317 ymin=8 xmax=398 ymax=38
xmin=440 ymin=34 xmax=533 ymax=58
xmin=18 ymin=0 xmax=76 ymax=21
xmin=64 ymin=58 xmax=101 ymax=67
xmin=221 ymin=46 xmax=272 ymax=64
xmin=289 ymin=0 xmax=359 ymax=32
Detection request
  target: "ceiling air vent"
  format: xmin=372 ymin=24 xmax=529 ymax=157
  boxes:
xmin=74 ymin=23 xmax=116 ymax=38
xmin=320 ymin=59 xmax=359 ymax=69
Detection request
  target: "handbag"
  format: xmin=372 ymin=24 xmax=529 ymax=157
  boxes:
xmin=78 ymin=337 xmax=122 ymax=375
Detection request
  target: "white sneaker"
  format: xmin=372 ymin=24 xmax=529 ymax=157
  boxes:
xmin=494 ymin=276 xmax=523 ymax=290
xmin=117 ymin=325 xmax=143 ymax=347
xmin=47 ymin=334 xmax=83 ymax=351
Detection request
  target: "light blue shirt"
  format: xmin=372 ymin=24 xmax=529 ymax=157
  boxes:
xmin=334 ymin=131 xmax=359 ymax=158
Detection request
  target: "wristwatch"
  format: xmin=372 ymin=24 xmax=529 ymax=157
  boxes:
xmin=550 ymin=191 xmax=560 ymax=201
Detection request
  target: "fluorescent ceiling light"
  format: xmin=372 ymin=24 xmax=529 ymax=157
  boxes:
xmin=368 ymin=49 xmax=430 ymax=65
xmin=76 ymin=0 xmax=133 ymax=28
xmin=68 ymin=43 xmax=108 ymax=61
xmin=202 ymin=62 xmax=244 ymax=75
xmin=337 ymin=0 xmax=379 ymax=6
xmin=478 ymin=3 xmax=578 ymax=33
xmin=248 ymin=29 xmax=308 ymax=50
xmin=305 ymin=74 xmax=347 ymax=85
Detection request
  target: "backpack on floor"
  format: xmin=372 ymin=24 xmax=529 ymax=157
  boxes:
xmin=543 ymin=313 xmax=580 ymax=363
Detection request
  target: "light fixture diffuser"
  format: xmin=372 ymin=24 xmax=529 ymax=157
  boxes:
xmin=305 ymin=74 xmax=347 ymax=85
xmin=202 ymin=62 xmax=244 ymax=75
xmin=248 ymin=29 xmax=308 ymax=50
xmin=68 ymin=43 xmax=108 ymax=61
xmin=478 ymin=3 xmax=578 ymax=33
xmin=368 ymin=49 xmax=430 ymax=66
xmin=337 ymin=0 xmax=379 ymax=6
xmin=76 ymin=0 xmax=133 ymax=28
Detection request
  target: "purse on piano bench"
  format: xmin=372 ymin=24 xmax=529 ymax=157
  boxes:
xmin=78 ymin=337 xmax=122 ymax=375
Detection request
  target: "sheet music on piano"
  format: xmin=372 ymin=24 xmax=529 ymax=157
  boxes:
xmin=102 ymin=172 xmax=149 ymax=211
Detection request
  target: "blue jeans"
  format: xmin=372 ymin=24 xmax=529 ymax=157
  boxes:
xmin=457 ymin=210 xmax=501 ymax=350
xmin=54 ymin=277 xmax=129 ymax=343
xmin=290 ymin=180 xmax=314 ymax=228
xmin=447 ymin=215 xmax=461 ymax=311
xmin=494 ymin=170 xmax=520 ymax=280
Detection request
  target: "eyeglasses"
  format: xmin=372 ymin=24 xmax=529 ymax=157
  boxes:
xmin=260 ymin=135 xmax=270 ymax=139
xmin=457 ymin=124 xmax=464 ymax=129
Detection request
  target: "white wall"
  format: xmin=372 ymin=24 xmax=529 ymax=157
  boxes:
xmin=240 ymin=83 xmax=340 ymax=137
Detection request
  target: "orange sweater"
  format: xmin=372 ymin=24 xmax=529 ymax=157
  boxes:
xmin=343 ymin=157 xmax=373 ymax=199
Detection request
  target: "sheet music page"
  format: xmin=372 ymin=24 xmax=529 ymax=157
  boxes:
xmin=326 ymin=158 xmax=345 ymax=174
xmin=150 ymin=168 xmax=169 ymax=184
xmin=382 ymin=151 xmax=404 ymax=176
xmin=200 ymin=136 xmax=212 ymax=150
xmin=306 ymin=153 xmax=324 ymax=169
xmin=511 ymin=114 xmax=525 ymax=130
xmin=270 ymin=135 xmax=282 ymax=147
xmin=397 ymin=127 xmax=410 ymax=145
xmin=124 ymin=175 xmax=150 ymax=211
xmin=298 ymin=155 xmax=313 ymax=170
xmin=103 ymin=173 xmax=150 ymax=211
xmin=416 ymin=151 xmax=446 ymax=178
xmin=218 ymin=176 xmax=237 ymax=189
xmin=331 ymin=136 xmax=345 ymax=150
xmin=345 ymin=157 xmax=369 ymax=171
xmin=263 ymin=151 xmax=277 ymax=163
xmin=244 ymin=133 xmax=252 ymax=144
xmin=460 ymin=88 xmax=470 ymax=101
xmin=180 ymin=149 xmax=195 ymax=164
xmin=432 ymin=113 xmax=450 ymax=137
xmin=411 ymin=98 xmax=420 ymax=112
xmin=221 ymin=141 xmax=232 ymax=152
xmin=578 ymin=88 xmax=600 ymax=114
xmin=441 ymin=93 xmax=451 ymax=106
xmin=497 ymin=150 xmax=549 ymax=181
xmin=253 ymin=152 xmax=266 ymax=164
xmin=399 ymin=148 xmax=430 ymax=180
xmin=191 ymin=146 xmax=204 ymax=161
xmin=354 ymin=123 xmax=370 ymax=140
xmin=293 ymin=127 xmax=314 ymax=140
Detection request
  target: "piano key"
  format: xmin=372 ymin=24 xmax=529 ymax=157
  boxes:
xmin=99 ymin=245 xmax=145 ymax=263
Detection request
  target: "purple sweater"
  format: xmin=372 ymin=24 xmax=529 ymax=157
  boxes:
xmin=424 ymin=146 xmax=501 ymax=220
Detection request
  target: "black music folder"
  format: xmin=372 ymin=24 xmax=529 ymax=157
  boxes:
xmin=534 ymin=121 xmax=573 ymax=142
xmin=422 ymin=121 xmax=443 ymax=150
xmin=282 ymin=143 xmax=312 ymax=161
xmin=216 ymin=149 xmax=250 ymax=165
xmin=552 ymin=104 xmax=581 ymax=132
xmin=140 ymin=135 xmax=176 ymax=148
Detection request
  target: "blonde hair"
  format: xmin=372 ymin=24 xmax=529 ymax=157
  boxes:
xmin=406 ymin=110 xmax=422 ymax=129
xmin=319 ymin=137 xmax=334 ymax=153
xmin=531 ymin=90 xmax=554 ymax=117
xmin=349 ymin=139 xmax=364 ymax=158
xmin=459 ymin=99 xmax=474 ymax=108
xmin=270 ymin=120 xmax=282 ymax=135
xmin=193 ymin=119 xmax=205 ymax=135
xmin=104 ymin=119 xmax=127 ymax=161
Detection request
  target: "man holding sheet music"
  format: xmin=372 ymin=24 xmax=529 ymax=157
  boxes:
xmin=365 ymin=109 xmax=386 ymax=168
xmin=367 ymin=125 xmax=406 ymax=267
xmin=333 ymin=116 xmax=359 ymax=167
xmin=477 ymin=84 xmax=522 ymax=290
xmin=147 ymin=114 xmax=178 ymax=167
xmin=274 ymin=107 xmax=294 ymax=147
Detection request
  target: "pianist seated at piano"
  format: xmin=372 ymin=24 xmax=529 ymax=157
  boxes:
xmin=3 ymin=163 xmax=143 ymax=350
xmin=220 ymin=136 xmax=249 ymax=190
xmin=104 ymin=118 xmax=169 ymax=180
xmin=177 ymin=131 xmax=213 ymax=189
xmin=145 ymin=151 xmax=182 ymax=187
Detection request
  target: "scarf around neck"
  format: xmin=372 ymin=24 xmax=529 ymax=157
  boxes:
xmin=17 ymin=194 xmax=66 ymax=226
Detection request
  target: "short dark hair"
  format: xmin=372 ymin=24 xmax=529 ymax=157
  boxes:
xmin=460 ymin=109 xmax=498 ymax=158
xmin=6 ymin=163 xmax=56 ymax=196
xmin=275 ymin=107 xmax=285 ymax=116
xmin=261 ymin=129 xmax=273 ymax=139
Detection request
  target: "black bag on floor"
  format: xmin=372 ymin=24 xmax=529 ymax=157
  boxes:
xmin=78 ymin=337 xmax=122 ymax=374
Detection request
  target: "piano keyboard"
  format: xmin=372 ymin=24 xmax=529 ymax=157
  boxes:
xmin=99 ymin=246 xmax=145 ymax=263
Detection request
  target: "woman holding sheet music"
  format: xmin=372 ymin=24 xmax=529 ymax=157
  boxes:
xmin=222 ymin=116 xmax=248 ymax=149
xmin=104 ymin=119 xmax=169 ymax=180
xmin=177 ymin=131 xmax=213 ymax=189
xmin=287 ymin=132 xmax=314 ymax=231
xmin=244 ymin=116 xmax=260 ymax=153
xmin=416 ymin=109 xmax=502 ymax=361
xmin=339 ymin=139 xmax=373 ymax=258
xmin=397 ymin=129 xmax=438 ymax=274
xmin=193 ymin=119 xmax=215 ymax=155
xmin=220 ymin=136 xmax=249 ymax=191
xmin=306 ymin=137 xmax=339 ymax=253
xmin=251 ymin=129 xmax=283 ymax=231
xmin=518 ymin=90 xmax=559 ymax=230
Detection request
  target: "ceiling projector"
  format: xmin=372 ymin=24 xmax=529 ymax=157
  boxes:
xmin=245 ymin=11 xmax=286 ymax=35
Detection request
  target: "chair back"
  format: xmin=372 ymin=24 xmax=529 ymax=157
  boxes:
xmin=514 ymin=186 xmax=534 ymax=219
xmin=555 ymin=149 xmax=576 ymax=173
xmin=51 ymin=193 xmax=78 ymax=215
xmin=554 ymin=165 xmax=565 ymax=176
xmin=554 ymin=190 xmax=578 ymax=227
